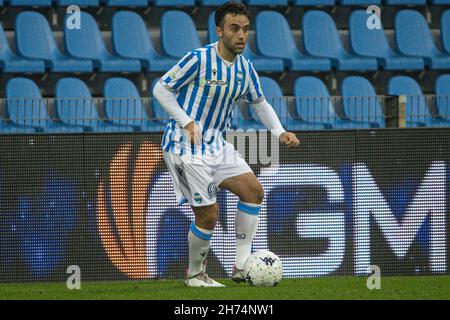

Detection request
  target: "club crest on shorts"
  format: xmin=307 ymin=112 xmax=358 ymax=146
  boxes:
xmin=193 ymin=192 xmax=202 ymax=204
xmin=207 ymin=182 xmax=218 ymax=199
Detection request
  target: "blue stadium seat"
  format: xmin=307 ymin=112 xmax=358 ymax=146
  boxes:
xmin=161 ymin=11 xmax=202 ymax=58
xmin=339 ymin=0 xmax=380 ymax=4
xmin=103 ymin=78 xmax=149 ymax=131
xmin=255 ymin=11 xmax=331 ymax=71
xmin=341 ymin=76 xmax=385 ymax=128
xmin=16 ymin=12 xmax=93 ymax=73
xmin=153 ymin=0 xmax=195 ymax=6
xmin=56 ymin=78 xmax=95 ymax=131
xmin=105 ymin=0 xmax=148 ymax=6
xmin=442 ymin=11 xmax=450 ymax=54
xmin=387 ymin=76 xmax=450 ymax=127
xmin=349 ymin=10 xmax=424 ymax=70
xmin=433 ymin=0 xmax=450 ymax=4
xmin=207 ymin=12 xmax=284 ymax=72
xmin=395 ymin=10 xmax=450 ymax=70
xmin=57 ymin=0 xmax=100 ymax=6
xmin=435 ymin=75 xmax=450 ymax=121
xmin=9 ymin=0 xmax=52 ymax=6
xmin=237 ymin=77 xmax=291 ymax=130
xmin=112 ymin=11 xmax=178 ymax=72
xmin=5 ymin=78 xmax=85 ymax=133
xmin=64 ymin=12 xmax=141 ymax=72
xmin=0 ymin=23 xmax=45 ymax=73
xmin=245 ymin=0 xmax=288 ymax=5
xmin=386 ymin=0 xmax=426 ymax=5
xmin=293 ymin=76 xmax=351 ymax=129
xmin=55 ymin=78 xmax=134 ymax=132
xmin=303 ymin=11 xmax=378 ymax=71
xmin=294 ymin=0 xmax=335 ymax=5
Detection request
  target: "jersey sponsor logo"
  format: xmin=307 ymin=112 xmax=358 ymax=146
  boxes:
xmin=200 ymin=78 xmax=228 ymax=87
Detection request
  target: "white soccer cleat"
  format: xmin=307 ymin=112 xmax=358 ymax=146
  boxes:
xmin=185 ymin=272 xmax=225 ymax=287
xmin=231 ymin=266 xmax=246 ymax=284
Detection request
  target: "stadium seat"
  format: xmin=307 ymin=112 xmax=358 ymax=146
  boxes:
xmin=103 ymin=78 xmax=151 ymax=131
xmin=0 ymin=23 xmax=45 ymax=73
xmin=435 ymin=75 xmax=450 ymax=121
xmin=238 ymin=77 xmax=292 ymax=130
xmin=9 ymin=0 xmax=52 ymax=6
xmin=442 ymin=11 xmax=450 ymax=54
xmin=341 ymin=76 xmax=385 ymax=128
xmin=387 ymin=76 xmax=450 ymax=127
xmin=303 ymin=11 xmax=378 ymax=71
xmin=55 ymin=78 xmax=99 ymax=132
xmin=5 ymin=78 xmax=85 ymax=133
xmin=153 ymin=0 xmax=195 ymax=6
xmin=395 ymin=10 xmax=450 ymax=70
xmin=201 ymin=0 xmax=241 ymax=4
xmin=339 ymin=0 xmax=380 ymax=4
xmin=55 ymin=78 xmax=136 ymax=132
xmin=245 ymin=0 xmax=288 ymax=5
xmin=161 ymin=11 xmax=202 ymax=58
xmin=349 ymin=10 xmax=424 ymax=70
xmin=207 ymin=12 xmax=284 ymax=72
xmin=105 ymin=0 xmax=148 ymax=6
xmin=433 ymin=0 xmax=450 ymax=4
xmin=15 ymin=12 xmax=93 ymax=73
xmin=64 ymin=12 xmax=141 ymax=72
xmin=255 ymin=11 xmax=331 ymax=71
xmin=57 ymin=0 xmax=100 ymax=6
xmin=112 ymin=11 xmax=178 ymax=72
xmin=293 ymin=76 xmax=349 ymax=129
xmin=294 ymin=0 xmax=335 ymax=5
xmin=386 ymin=0 xmax=426 ymax=5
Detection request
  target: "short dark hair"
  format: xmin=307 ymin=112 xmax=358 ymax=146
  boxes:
xmin=215 ymin=1 xmax=250 ymax=27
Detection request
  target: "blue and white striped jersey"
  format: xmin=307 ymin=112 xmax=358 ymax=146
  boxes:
xmin=160 ymin=42 xmax=264 ymax=156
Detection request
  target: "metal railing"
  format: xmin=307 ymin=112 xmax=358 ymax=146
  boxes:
xmin=0 ymin=95 xmax=449 ymax=134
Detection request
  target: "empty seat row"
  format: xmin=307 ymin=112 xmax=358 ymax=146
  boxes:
xmin=1 ymin=0 xmax=449 ymax=7
xmin=290 ymin=74 xmax=450 ymax=129
xmin=1 ymin=9 xmax=449 ymax=73
xmin=258 ymin=9 xmax=450 ymax=71
xmin=1 ymin=75 xmax=449 ymax=134
xmin=1 ymin=77 xmax=168 ymax=133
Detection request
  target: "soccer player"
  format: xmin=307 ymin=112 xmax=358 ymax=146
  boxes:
xmin=153 ymin=1 xmax=300 ymax=287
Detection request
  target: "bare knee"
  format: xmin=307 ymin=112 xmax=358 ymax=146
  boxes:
xmin=192 ymin=202 xmax=219 ymax=230
xmin=241 ymin=182 xmax=264 ymax=205
xmin=254 ymin=183 xmax=264 ymax=204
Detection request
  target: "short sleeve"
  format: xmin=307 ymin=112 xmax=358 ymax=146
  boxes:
xmin=159 ymin=51 xmax=199 ymax=92
xmin=244 ymin=62 xmax=265 ymax=104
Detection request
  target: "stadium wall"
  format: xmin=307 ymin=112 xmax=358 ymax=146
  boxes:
xmin=0 ymin=129 xmax=449 ymax=282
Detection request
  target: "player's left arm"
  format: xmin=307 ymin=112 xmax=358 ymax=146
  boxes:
xmin=250 ymin=99 xmax=300 ymax=148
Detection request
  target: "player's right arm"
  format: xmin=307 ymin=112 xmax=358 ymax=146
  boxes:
xmin=153 ymin=51 xmax=202 ymax=144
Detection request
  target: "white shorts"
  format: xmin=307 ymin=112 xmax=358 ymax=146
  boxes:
xmin=163 ymin=142 xmax=253 ymax=207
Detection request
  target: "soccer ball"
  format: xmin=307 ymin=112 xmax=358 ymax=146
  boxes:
xmin=244 ymin=250 xmax=283 ymax=287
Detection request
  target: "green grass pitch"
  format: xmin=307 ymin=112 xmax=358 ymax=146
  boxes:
xmin=0 ymin=276 xmax=449 ymax=300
